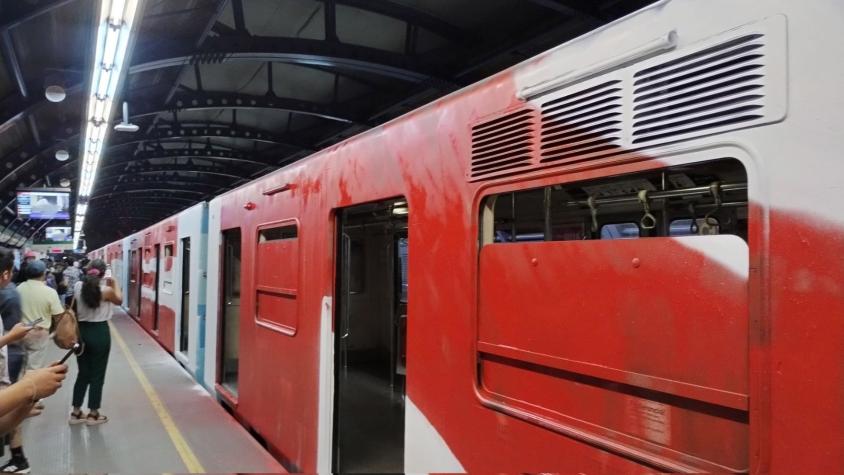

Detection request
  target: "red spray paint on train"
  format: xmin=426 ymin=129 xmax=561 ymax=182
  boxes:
xmin=90 ymin=1 xmax=844 ymax=472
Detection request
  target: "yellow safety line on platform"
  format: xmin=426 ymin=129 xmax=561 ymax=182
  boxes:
xmin=110 ymin=322 xmax=206 ymax=473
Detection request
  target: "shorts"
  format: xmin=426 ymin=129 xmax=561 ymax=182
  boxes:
xmin=23 ymin=328 xmax=50 ymax=371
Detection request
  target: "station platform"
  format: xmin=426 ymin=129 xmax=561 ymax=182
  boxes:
xmin=12 ymin=308 xmax=284 ymax=473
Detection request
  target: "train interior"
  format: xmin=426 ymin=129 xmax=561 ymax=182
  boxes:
xmin=220 ymin=228 xmax=243 ymax=396
xmin=482 ymin=158 xmax=749 ymax=243
xmin=334 ymin=198 xmax=409 ymax=473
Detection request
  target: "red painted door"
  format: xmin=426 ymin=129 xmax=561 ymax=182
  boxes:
xmin=477 ymin=235 xmax=749 ymax=472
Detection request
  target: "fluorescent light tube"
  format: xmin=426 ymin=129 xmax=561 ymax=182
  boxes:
xmin=109 ymin=0 xmax=127 ymax=24
xmin=101 ymin=27 xmax=121 ymax=69
xmin=73 ymin=0 xmax=141 ymax=250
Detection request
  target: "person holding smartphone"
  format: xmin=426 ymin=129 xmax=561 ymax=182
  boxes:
xmin=0 ymin=248 xmax=67 ymax=474
xmin=69 ymin=259 xmax=121 ymax=426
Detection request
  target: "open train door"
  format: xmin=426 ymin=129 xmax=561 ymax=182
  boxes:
xmin=333 ymin=198 xmax=408 ymax=473
xmin=128 ymin=248 xmax=141 ymax=318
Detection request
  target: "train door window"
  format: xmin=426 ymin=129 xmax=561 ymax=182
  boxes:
xmin=256 ymin=223 xmax=299 ymax=334
xmin=163 ymin=244 xmax=174 ymax=293
xmin=153 ymin=244 xmax=161 ymax=331
xmin=179 ymin=238 xmax=191 ymax=354
xmin=477 ymin=158 xmax=750 ymax=471
xmin=333 ymin=198 xmax=408 ymax=473
xmin=220 ymin=228 xmax=242 ymax=396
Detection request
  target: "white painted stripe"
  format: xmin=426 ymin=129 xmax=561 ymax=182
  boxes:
xmin=673 ymin=235 xmax=749 ymax=280
xmin=405 ymin=398 xmax=465 ymax=473
xmin=317 ymin=296 xmax=335 ymax=473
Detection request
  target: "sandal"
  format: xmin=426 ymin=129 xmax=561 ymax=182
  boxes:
xmin=86 ymin=413 xmax=108 ymax=426
xmin=69 ymin=410 xmax=85 ymax=425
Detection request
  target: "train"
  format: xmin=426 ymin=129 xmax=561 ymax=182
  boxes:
xmin=88 ymin=0 xmax=844 ymax=472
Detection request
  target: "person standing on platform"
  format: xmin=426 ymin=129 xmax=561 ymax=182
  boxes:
xmin=61 ymin=259 xmax=81 ymax=306
xmin=2 ymin=260 xmax=66 ymax=474
xmin=69 ymin=259 xmax=120 ymax=426
xmin=0 ymin=249 xmax=27 ymax=390
xmin=15 ymin=261 xmax=63 ymax=372
xmin=11 ymin=253 xmax=35 ymax=286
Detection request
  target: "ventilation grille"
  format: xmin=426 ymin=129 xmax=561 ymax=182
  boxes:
xmin=539 ymin=80 xmax=623 ymax=164
xmin=470 ymin=108 xmax=535 ymax=179
xmin=632 ymin=33 xmax=766 ymax=144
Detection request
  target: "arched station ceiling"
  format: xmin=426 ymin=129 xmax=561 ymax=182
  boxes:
xmin=0 ymin=0 xmax=655 ymax=248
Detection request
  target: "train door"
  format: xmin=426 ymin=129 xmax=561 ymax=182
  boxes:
xmin=128 ymin=249 xmax=140 ymax=318
xmin=153 ymin=243 xmax=161 ymax=331
xmin=219 ymin=228 xmax=241 ymax=396
xmin=333 ymin=198 xmax=408 ymax=473
xmin=179 ymin=237 xmax=191 ymax=354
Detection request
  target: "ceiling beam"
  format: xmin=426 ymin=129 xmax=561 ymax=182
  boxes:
xmin=315 ymin=0 xmax=469 ymax=42
xmin=524 ymin=0 xmax=602 ymax=18
xmin=95 ymin=163 xmax=249 ymax=181
xmin=1 ymin=29 xmax=27 ymax=97
xmin=108 ymin=123 xmax=314 ymax=151
xmin=93 ymin=174 xmax=235 ymax=191
xmin=93 ymin=180 xmax=223 ymax=197
xmin=88 ymin=195 xmax=201 ymax=207
xmin=89 ymin=189 xmax=208 ymax=202
xmin=0 ymin=0 xmax=80 ymax=30
xmin=130 ymin=36 xmax=452 ymax=87
xmin=43 ymin=148 xmax=272 ymax=185
xmin=133 ymin=91 xmax=366 ymax=124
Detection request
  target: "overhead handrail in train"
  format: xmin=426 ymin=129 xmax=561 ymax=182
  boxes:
xmin=586 ymin=196 xmax=599 ymax=234
xmin=637 ymin=190 xmax=657 ymax=230
xmin=688 ymin=202 xmax=700 ymax=234
xmin=562 ymin=182 xmax=747 ymax=208
xmin=700 ymin=181 xmax=722 ymax=235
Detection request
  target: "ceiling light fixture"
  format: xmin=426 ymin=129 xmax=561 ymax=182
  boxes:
xmin=45 ymin=85 xmax=67 ymax=103
xmin=72 ymin=0 xmax=141 ymax=250
xmin=54 ymin=149 xmax=70 ymax=161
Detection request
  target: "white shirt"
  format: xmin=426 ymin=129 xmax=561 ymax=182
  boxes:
xmin=73 ymin=281 xmax=114 ymax=322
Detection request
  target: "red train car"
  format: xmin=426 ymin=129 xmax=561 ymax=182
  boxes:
xmin=122 ymin=203 xmax=207 ymax=375
xmin=97 ymin=0 xmax=843 ymax=472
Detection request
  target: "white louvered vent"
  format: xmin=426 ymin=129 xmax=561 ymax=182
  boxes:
xmin=631 ymin=33 xmax=768 ymax=144
xmin=539 ymin=79 xmax=623 ymax=164
xmin=470 ymin=108 xmax=536 ymax=180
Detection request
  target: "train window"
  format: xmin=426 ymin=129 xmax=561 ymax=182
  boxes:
xmin=259 ymin=225 xmax=298 ymax=242
xmin=600 ymin=223 xmax=640 ymax=240
xmin=670 ymin=218 xmax=720 ymax=236
xmin=397 ymin=237 xmax=409 ymax=303
xmin=491 ymin=188 xmax=547 ymax=242
xmin=256 ymin=222 xmax=300 ymax=335
xmin=481 ymin=158 xmax=747 ymax=243
xmin=476 ymin=158 xmax=751 ymax=468
xmin=164 ymin=244 xmax=173 ymax=257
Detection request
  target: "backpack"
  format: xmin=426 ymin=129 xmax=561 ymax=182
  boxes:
xmin=51 ymin=299 xmax=79 ymax=350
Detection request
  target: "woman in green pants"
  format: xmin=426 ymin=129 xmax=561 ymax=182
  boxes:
xmin=69 ymin=259 xmax=121 ymax=425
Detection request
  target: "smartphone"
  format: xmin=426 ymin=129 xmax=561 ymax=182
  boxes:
xmin=58 ymin=343 xmax=81 ymax=365
xmin=27 ymin=317 xmax=43 ymax=327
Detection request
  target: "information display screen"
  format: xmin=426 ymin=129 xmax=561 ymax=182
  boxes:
xmin=44 ymin=226 xmax=72 ymax=243
xmin=16 ymin=188 xmax=70 ymax=220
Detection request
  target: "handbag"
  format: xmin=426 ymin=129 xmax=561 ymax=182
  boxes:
xmin=53 ymin=296 xmax=80 ymax=350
